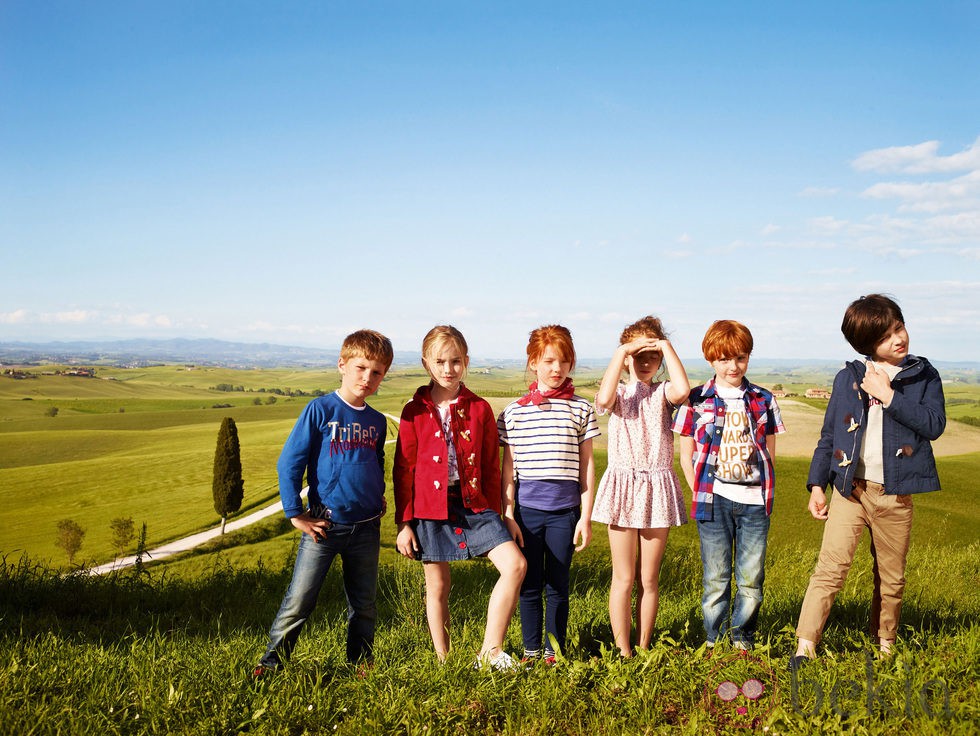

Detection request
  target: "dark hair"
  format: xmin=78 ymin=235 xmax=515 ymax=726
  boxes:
xmin=701 ymin=320 xmax=753 ymax=361
xmin=841 ymin=294 xmax=905 ymax=357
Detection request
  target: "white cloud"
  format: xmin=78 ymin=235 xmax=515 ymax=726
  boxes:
xmin=39 ymin=310 xmax=96 ymax=324
xmin=0 ymin=309 xmax=29 ymax=324
xmin=861 ymin=169 xmax=980 ymax=213
xmin=807 ymin=216 xmax=851 ymax=234
xmin=761 ymin=224 xmax=780 ymax=236
xmin=853 ymin=136 xmax=980 ymax=174
xmin=451 ymin=306 xmax=474 ymax=317
xmin=676 ymin=232 xmax=693 ymax=244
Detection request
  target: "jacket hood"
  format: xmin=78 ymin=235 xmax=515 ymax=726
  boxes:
xmin=844 ymin=354 xmax=926 ymax=381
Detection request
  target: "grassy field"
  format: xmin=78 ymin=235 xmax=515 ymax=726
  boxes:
xmin=2 ymin=363 xmax=978 ymax=567
xmin=1 ymin=497 xmax=977 ymax=734
xmin=1 ymin=362 xmax=978 ymax=733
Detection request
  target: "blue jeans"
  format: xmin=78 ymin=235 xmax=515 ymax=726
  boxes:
xmin=696 ymin=495 xmax=770 ymax=647
xmin=516 ymin=504 xmax=578 ymax=656
xmin=259 ymin=518 xmax=380 ymax=667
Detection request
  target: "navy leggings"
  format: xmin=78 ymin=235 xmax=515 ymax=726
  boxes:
xmin=515 ymin=504 xmax=579 ymax=656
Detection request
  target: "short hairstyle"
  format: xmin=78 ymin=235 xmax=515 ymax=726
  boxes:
xmin=421 ymin=325 xmax=469 ymax=379
xmin=526 ymin=324 xmax=576 ymax=372
xmin=620 ymin=315 xmax=667 ymax=344
xmin=701 ymin=320 xmax=754 ymax=361
xmin=841 ymin=294 xmax=905 ymax=357
xmin=341 ymin=329 xmax=394 ymax=370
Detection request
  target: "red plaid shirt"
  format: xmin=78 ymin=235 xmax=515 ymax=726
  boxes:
xmin=672 ymin=378 xmax=785 ymax=520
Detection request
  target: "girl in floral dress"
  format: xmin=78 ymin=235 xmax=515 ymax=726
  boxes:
xmin=594 ymin=316 xmax=691 ymax=657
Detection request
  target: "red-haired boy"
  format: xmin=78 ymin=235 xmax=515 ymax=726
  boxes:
xmin=673 ymin=320 xmax=785 ymax=650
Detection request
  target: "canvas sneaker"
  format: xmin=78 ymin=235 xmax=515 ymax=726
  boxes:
xmin=251 ymin=664 xmax=277 ymax=679
xmin=474 ymin=650 xmax=521 ymax=672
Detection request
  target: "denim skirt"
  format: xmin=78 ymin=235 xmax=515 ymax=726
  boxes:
xmin=414 ymin=497 xmax=512 ymax=562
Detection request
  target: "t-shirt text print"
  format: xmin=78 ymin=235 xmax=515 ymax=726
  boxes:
xmin=715 ymin=399 xmax=761 ymax=486
xmin=327 ymin=421 xmax=381 ymax=455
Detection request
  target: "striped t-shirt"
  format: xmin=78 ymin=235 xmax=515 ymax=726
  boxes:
xmin=498 ymin=395 xmax=601 ymax=510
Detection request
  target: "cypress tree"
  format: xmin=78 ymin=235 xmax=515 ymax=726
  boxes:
xmin=212 ymin=417 xmax=244 ymax=534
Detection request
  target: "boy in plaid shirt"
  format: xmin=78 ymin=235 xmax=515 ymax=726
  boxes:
xmin=673 ymin=320 xmax=784 ymax=649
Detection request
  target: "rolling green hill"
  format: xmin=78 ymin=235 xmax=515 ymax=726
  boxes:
xmin=2 ymin=362 xmax=978 ymax=734
xmin=2 ymin=362 xmax=978 ymax=570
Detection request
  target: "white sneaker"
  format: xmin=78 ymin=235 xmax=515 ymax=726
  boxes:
xmin=475 ymin=650 xmax=521 ymax=671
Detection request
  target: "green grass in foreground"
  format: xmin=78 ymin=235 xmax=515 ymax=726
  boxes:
xmin=2 ymin=525 xmax=978 ymax=734
xmin=2 ymin=365 xmax=979 ymax=733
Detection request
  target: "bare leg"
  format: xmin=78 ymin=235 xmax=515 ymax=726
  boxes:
xmin=635 ymin=527 xmax=669 ymax=649
xmin=480 ymin=541 xmax=526 ymax=657
xmin=608 ymin=525 xmax=638 ymax=657
xmin=423 ymin=561 xmax=451 ymax=661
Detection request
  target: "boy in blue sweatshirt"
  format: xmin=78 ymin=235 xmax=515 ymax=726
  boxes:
xmin=255 ymin=329 xmax=393 ymax=676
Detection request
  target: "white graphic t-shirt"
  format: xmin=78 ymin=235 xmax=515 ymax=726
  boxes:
xmin=712 ymin=384 xmax=764 ymax=506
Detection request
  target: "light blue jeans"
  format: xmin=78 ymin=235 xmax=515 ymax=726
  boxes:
xmin=259 ymin=518 xmax=380 ymax=667
xmin=696 ymin=494 xmax=770 ymax=647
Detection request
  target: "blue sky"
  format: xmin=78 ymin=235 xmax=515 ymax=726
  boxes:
xmin=2 ymin=1 xmax=978 ymax=362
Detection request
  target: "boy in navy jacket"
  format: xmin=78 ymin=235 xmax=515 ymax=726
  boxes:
xmin=791 ymin=295 xmax=945 ymax=667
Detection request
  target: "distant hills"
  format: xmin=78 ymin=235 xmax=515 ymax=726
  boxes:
xmin=0 ymin=338 xmax=357 ymax=369
xmin=0 ymin=338 xmax=976 ymax=374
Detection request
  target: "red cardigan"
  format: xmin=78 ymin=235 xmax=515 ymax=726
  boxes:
xmin=393 ymin=383 xmax=502 ymax=522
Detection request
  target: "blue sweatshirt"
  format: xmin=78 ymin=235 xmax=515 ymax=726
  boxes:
xmin=277 ymin=391 xmax=387 ymax=524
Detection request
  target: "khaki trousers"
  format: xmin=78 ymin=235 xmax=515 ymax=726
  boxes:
xmin=796 ymin=479 xmax=913 ymax=644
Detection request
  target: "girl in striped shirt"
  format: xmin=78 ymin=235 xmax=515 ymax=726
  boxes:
xmin=497 ymin=325 xmax=600 ymax=663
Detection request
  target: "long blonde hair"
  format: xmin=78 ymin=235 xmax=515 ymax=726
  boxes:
xmin=421 ymin=325 xmax=469 ymax=380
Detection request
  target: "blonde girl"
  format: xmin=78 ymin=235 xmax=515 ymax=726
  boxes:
xmin=497 ymin=325 xmax=600 ymax=663
xmin=394 ymin=326 xmax=526 ymax=670
xmin=594 ymin=316 xmax=691 ymax=657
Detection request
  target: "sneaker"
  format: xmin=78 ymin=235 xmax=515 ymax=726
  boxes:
xmin=543 ymin=655 xmax=558 ymax=667
xmin=355 ymin=663 xmax=374 ymax=679
xmin=475 ymin=650 xmax=521 ymax=671
xmin=252 ymin=664 xmax=277 ymax=679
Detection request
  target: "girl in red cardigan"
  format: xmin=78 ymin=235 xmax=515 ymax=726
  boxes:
xmin=394 ymin=325 xmax=526 ymax=670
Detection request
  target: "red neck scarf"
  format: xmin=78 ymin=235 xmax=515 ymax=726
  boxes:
xmin=517 ymin=377 xmax=576 ymax=406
